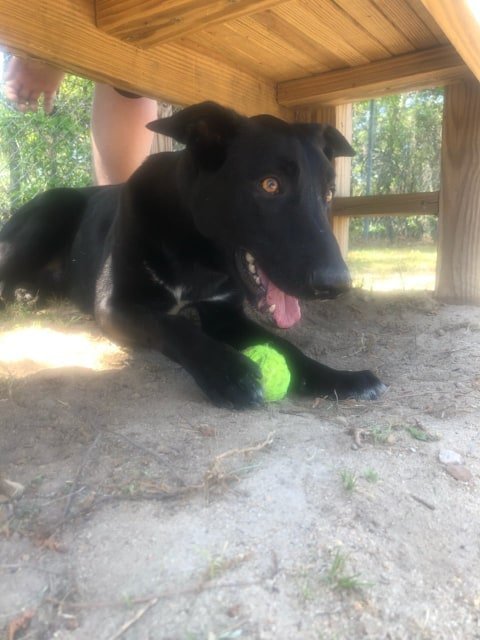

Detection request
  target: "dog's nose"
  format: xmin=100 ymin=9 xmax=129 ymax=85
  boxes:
xmin=308 ymin=266 xmax=352 ymax=298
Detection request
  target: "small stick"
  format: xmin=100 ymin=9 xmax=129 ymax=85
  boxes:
xmin=410 ymin=493 xmax=436 ymax=511
xmin=108 ymin=598 xmax=159 ymax=640
xmin=63 ymin=432 xmax=102 ymax=519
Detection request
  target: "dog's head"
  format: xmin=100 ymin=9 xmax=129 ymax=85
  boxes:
xmin=147 ymin=102 xmax=354 ymax=329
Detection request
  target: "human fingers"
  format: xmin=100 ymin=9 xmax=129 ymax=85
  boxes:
xmin=43 ymin=90 xmax=57 ymax=114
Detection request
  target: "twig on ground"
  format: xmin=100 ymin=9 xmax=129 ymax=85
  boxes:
xmin=410 ymin=493 xmax=436 ymax=510
xmin=108 ymin=598 xmax=159 ymax=640
xmin=104 ymin=429 xmax=169 ymax=463
xmin=204 ymin=431 xmax=275 ymax=489
xmin=46 ymin=580 xmax=261 ymax=612
xmin=63 ymin=432 xmax=102 ymax=519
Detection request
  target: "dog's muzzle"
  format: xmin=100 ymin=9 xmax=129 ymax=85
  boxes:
xmin=307 ymin=266 xmax=352 ymax=299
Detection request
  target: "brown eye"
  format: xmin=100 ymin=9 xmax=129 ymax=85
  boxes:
xmin=325 ymin=189 xmax=334 ymax=203
xmin=261 ymin=177 xmax=280 ymax=194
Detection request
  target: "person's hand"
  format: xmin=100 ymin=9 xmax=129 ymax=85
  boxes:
xmin=4 ymin=56 xmax=65 ymax=114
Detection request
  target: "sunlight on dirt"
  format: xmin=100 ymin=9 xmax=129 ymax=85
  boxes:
xmin=0 ymin=326 xmax=125 ymax=372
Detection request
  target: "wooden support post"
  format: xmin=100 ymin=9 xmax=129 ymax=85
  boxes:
xmin=333 ymin=104 xmax=352 ymax=258
xmin=436 ymin=80 xmax=480 ymax=304
xmin=296 ymin=104 xmax=352 ymax=258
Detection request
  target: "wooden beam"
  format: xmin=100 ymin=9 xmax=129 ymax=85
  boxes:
xmin=280 ymin=46 xmax=470 ymax=107
xmin=332 ymin=192 xmax=440 ymax=218
xmin=0 ymin=0 xmax=288 ymax=118
xmin=420 ymin=0 xmax=480 ymax=83
xmin=95 ymin=0 xmax=286 ymax=48
xmin=436 ymin=81 xmax=480 ymax=304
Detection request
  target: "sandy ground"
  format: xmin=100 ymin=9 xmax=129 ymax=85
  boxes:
xmin=1 ymin=290 xmax=480 ymax=640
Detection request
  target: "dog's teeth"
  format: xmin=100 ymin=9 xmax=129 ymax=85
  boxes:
xmin=254 ymin=275 xmax=261 ymax=284
xmin=248 ymin=263 xmax=256 ymax=274
xmin=269 ymin=304 xmax=276 ymax=313
xmin=245 ymin=252 xmax=255 ymax=264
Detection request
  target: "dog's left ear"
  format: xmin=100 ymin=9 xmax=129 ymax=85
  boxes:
xmin=147 ymin=101 xmax=244 ymax=169
xmin=307 ymin=124 xmax=355 ymax=162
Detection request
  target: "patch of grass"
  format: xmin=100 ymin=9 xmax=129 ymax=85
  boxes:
xmin=347 ymin=244 xmax=436 ymax=291
xmin=0 ymin=298 xmax=88 ymax=330
xmin=326 ymin=550 xmax=371 ymax=592
xmin=369 ymin=425 xmax=393 ymax=445
xmin=340 ymin=469 xmax=357 ymax=492
xmin=200 ymin=543 xmax=250 ymax=582
xmin=406 ymin=425 xmax=440 ymax=442
xmin=363 ymin=468 xmax=379 ymax=483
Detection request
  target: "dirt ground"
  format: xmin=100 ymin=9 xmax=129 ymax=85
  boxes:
xmin=1 ymin=289 xmax=480 ymax=640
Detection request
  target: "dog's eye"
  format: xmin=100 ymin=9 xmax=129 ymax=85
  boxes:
xmin=260 ymin=177 xmax=280 ymax=194
xmin=325 ymin=189 xmax=334 ymax=203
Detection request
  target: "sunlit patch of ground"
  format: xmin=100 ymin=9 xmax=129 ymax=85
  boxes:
xmin=0 ymin=245 xmax=436 ymax=375
xmin=347 ymin=244 xmax=436 ymax=292
xmin=0 ymin=302 xmax=126 ymax=376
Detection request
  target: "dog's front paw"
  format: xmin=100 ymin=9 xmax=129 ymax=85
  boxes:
xmin=333 ymin=370 xmax=387 ymax=400
xmin=300 ymin=362 xmax=386 ymax=401
xmin=194 ymin=348 xmax=264 ymax=409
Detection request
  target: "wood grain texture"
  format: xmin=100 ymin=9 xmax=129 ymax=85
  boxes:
xmin=436 ymin=81 xmax=480 ymax=304
xmin=330 ymin=0 xmax=415 ymax=56
xmin=278 ymin=45 xmax=470 ymax=106
xmin=370 ymin=0 xmax=440 ymax=49
xmin=419 ymin=0 xmax=480 ymax=82
xmin=406 ymin=0 xmax=449 ymax=43
xmin=274 ymin=2 xmax=372 ymax=67
xmin=332 ymin=192 xmax=440 ymax=217
xmin=95 ymin=0 xmax=287 ymax=47
xmin=296 ymin=105 xmax=352 ymax=257
xmin=0 ymin=0 xmax=288 ymax=117
xmin=331 ymin=103 xmax=352 ymax=257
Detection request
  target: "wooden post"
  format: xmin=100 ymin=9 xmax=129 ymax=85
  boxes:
xmin=332 ymin=104 xmax=353 ymax=258
xmin=296 ymin=105 xmax=352 ymax=258
xmin=436 ymin=80 xmax=480 ymax=304
xmin=150 ymin=103 xmax=174 ymax=154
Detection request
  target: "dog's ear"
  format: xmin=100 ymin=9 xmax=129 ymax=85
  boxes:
xmin=147 ymin=101 xmax=243 ymax=168
xmin=316 ymin=124 xmax=355 ymax=161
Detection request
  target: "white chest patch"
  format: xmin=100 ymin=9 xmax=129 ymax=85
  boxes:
xmin=143 ymin=261 xmax=231 ymax=315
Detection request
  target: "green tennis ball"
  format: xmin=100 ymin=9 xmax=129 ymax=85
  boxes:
xmin=242 ymin=344 xmax=291 ymax=402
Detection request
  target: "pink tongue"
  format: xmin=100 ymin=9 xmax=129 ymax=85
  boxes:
xmin=258 ymin=267 xmax=301 ymax=329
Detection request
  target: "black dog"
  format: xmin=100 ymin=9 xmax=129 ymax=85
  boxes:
xmin=0 ymin=102 xmax=385 ymax=408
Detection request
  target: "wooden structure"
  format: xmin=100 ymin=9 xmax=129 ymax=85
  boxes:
xmin=1 ymin=0 xmax=479 ymax=303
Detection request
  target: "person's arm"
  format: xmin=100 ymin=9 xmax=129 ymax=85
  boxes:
xmin=4 ymin=56 xmax=65 ymax=114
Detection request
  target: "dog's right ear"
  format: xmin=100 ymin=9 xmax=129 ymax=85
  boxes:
xmin=147 ymin=101 xmax=244 ymax=169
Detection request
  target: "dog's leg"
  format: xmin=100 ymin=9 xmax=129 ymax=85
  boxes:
xmin=96 ymin=301 xmax=264 ymax=408
xmin=0 ymin=189 xmax=87 ymax=304
xmin=197 ymin=301 xmax=386 ymax=401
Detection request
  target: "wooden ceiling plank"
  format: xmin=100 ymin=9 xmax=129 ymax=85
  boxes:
xmin=419 ymin=0 xmax=480 ymax=82
xmin=278 ymin=45 xmax=470 ymax=107
xmin=253 ymin=9 xmax=349 ymax=70
xmin=183 ymin=21 xmax=316 ymax=80
xmin=296 ymin=0 xmax=393 ymax=61
xmin=96 ymin=0 xmax=288 ymax=47
xmin=331 ymin=0 xmax=415 ymax=55
xmin=0 ymin=0 xmax=288 ymax=117
xmin=369 ymin=0 xmax=439 ymax=49
xmin=405 ymin=0 xmax=449 ymax=43
xmin=231 ymin=16 xmax=326 ymax=76
xmin=274 ymin=2 xmax=371 ymax=67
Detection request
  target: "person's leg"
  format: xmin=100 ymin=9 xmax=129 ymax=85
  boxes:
xmin=91 ymin=83 xmax=158 ymax=185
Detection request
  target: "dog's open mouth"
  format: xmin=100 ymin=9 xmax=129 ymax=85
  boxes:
xmin=235 ymin=250 xmax=301 ymax=329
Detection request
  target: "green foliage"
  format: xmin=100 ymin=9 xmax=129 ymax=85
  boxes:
xmin=351 ymin=89 xmax=443 ymax=244
xmin=0 ymin=74 xmax=93 ymax=223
